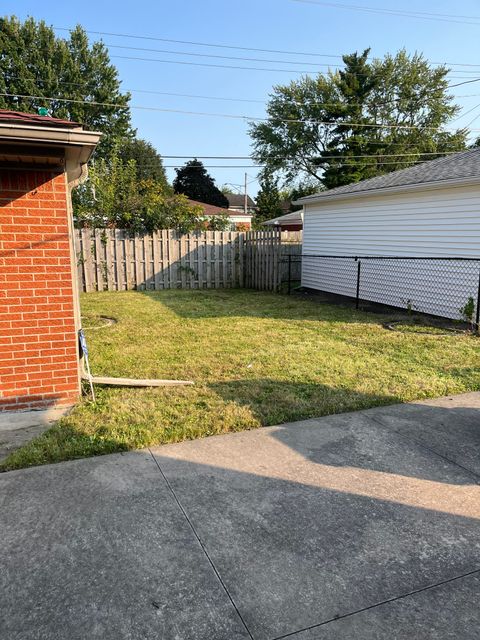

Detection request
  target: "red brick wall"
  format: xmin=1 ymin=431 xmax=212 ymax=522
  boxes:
xmin=0 ymin=168 xmax=80 ymax=411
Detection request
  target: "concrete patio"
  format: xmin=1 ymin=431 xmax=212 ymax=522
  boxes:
xmin=1 ymin=392 xmax=479 ymax=639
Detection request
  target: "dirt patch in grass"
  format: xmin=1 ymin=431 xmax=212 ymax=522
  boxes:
xmin=2 ymin=289 xmax=479 ymax=471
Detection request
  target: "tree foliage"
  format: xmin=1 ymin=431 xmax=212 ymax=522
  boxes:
xmin=117 ymin=138 xmax=168 ymax=185
xmin=0 ymin=16 xmax=132 ymax=158
xmin=250 ymin=49 xmax=467 ymax=190
xmin=254 ymin=176 xmax=283 ymax=228
xmin=74 ymin=151 xmax=202 ymax=233
xmin=173 ymin=159 xmax=229 ymax=207
xmin=207 ymin=211 xmax=231 ymax=231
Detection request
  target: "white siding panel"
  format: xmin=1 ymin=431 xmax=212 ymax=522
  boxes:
xmin=301 ymin=184 xmax=480 ymax=319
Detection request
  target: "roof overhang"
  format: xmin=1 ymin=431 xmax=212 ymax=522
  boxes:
xmin=0 ymin=121 xmax=101 ymax=185
xmin=262 ymin=210 xmax=303 ymax=226
xmin=294 ymin=175 xmax=480 ymax=207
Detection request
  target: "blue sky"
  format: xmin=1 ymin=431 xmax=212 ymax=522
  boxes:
xmin=4 ymin=1 xmax=480 ymax=195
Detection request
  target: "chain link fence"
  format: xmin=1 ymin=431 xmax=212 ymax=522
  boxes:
xmin=282 ymin=254 xmax=480 ymax=326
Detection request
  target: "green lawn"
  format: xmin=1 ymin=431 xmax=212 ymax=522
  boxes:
xmin=2 ymin=289 xmax=480 ymax=471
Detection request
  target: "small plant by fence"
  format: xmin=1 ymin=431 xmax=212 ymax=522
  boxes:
xmin=283 ymin=254 xmax=480 ymax=325
xmin=75 ymin=228 xmax=298 ymax=293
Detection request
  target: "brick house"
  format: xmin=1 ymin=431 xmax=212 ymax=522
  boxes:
xmin=0 ymin=110 xmax=100 ymax=411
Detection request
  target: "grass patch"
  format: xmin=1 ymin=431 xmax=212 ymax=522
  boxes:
xmin=2 ymin=289 xmax=480 ymax=470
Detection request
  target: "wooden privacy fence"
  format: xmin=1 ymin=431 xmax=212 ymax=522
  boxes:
xmin=75 ymin=228 xmax=290 ymax=292
xmin=243 ymin=229 xmax=281 ymax=291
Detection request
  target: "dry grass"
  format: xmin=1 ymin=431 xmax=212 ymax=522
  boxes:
xmin=2 ymin=289 xmax=479 ymax=470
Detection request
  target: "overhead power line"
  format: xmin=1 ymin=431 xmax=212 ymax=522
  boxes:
xmin=7 ymin=75 xmax=480 ymax=110
xmin=133 ymin=158 xmax=437 ymax=169
xmin=106 ymin=43 xmax=341 ymax=68
xmin=3 ymin=92 xmax=479 ymax=132
xmin=109 ymin=54 xmax=480 ymax=78
xmin=110 ymin=54 xmax=329 ymax=74
xmin=102 ymin=43 xmax=480 ymax=73
xmin=52 ymin=25 xmax=480 ymax=68
xmin=160 ymin=152 xmax=462 ymax=159
xmin=292 ymin=1 xmax=480 ymax=26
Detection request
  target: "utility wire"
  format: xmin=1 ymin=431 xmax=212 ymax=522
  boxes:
xmin=96 ymin=43 xmax=480 ymax=74
xmin=52 ymin=25 xmax=480 ymax=67
xmin=160 ymin=152 xmax=462 ymax=159
xmin=131 ymin=159 xmax=433 ymax=168
xmin=110 ymin=54 xmax=334 ymax=74
xmin=3 ymin=92 xmax=478 ymax=132
xmin=291 ymin=1 xmax=480 ymax=26
xmin=109 ymin=54 xmax=480 ymax=78
xmin=7 ymin=75 xmax=480 ymax=109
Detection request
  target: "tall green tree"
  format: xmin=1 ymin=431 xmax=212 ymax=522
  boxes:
xmin=173 ymin=159 xmax=229 ymax=207
xmin=0 ymin=16 xmax=132 ymax=158
xmin=254 ymin=176 xmax=283 ymax=227
xmin=250 ymin=49 xmax=467 ymax=190
xmin=117 ymin=138 xmax=168 ymax=185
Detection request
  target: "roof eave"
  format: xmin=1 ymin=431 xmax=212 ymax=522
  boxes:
xmin=0 ymin=122 xmax=102 ymax=184
xmin=294 ymin=175 xmax=480 ymax=206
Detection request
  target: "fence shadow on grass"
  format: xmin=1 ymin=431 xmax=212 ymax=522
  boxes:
xmin=140 ymin=287 xmax=391 ymax=325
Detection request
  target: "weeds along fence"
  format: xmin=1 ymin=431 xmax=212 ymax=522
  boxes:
xmin=75 ymin=228 xmax=300 ymax=293
xmin=283 ymin=254 xmax=480 ymax=323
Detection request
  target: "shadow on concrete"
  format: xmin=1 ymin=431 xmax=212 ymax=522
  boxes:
xmin=151 ymin=426 xmax=480 ymax=639
xmin=1 ymin=433 xmax=479 ymax=639
xmin=210 ymin=380 xmax=480 ymax=485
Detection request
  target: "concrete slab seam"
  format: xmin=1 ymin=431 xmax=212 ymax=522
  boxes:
xmin=147 ymin=448 xmax=255 ymax=640
xmin=365 ymin=412 xmax=480 ymax=483
xmin=270 ymin=567 xmax=480 ymax=640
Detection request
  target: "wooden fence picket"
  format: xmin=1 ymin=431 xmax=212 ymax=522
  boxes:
xmin=75 ymin=228 xmax=299 ymax=293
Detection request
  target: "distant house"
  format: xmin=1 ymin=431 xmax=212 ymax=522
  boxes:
xmin=188 ymin=199 xmax=252 ymax=230
xmin=263 ymin=210 xmax=303 ymax=232
xmin=224 ymin=193 xmax=256 ymax=215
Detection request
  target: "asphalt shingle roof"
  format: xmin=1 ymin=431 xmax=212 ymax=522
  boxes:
xmin=0 ymin=109 xmax=81 ymax=129
xmin=300 ymin=148 xmax=480 ymax=202
xmin=187 ymin=199 xmax=247 ymax=216
xmin=225 ymin=193 xmax=256 ymax=208
xmin=263 ymin=210 xmax=302 ymax=226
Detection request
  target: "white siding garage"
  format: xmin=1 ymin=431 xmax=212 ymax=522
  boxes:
xmin=297 ymin=149 xmax=480 ymax=320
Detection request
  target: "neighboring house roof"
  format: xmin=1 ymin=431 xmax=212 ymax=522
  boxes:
xmin=0 ymin=109 xmax=82 ymax=129
xmin=224 ymin=193 xmax=256 ymax=209
xmin=279 ymin=199 xmax=293 ymax=215
xmin=188 ymin=199 xmax=251 ymax=217
xmin=263 ymin=210 xmax=303 ymax=227
xmin=297 ymin=148 xmax=480 ymax=204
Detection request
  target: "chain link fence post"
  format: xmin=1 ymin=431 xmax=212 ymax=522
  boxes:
xmin=355 ymin=258 xmax=361 ymax=309
xmin=476 ymin=269 xmax=480 ymax=334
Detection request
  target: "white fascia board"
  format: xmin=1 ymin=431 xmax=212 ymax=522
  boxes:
xmin=0 ymin=123 xmax=102 ymax=183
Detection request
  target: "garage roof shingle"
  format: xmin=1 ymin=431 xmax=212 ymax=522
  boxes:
xmin=299 ymin=148 xmax=480 ymax=203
